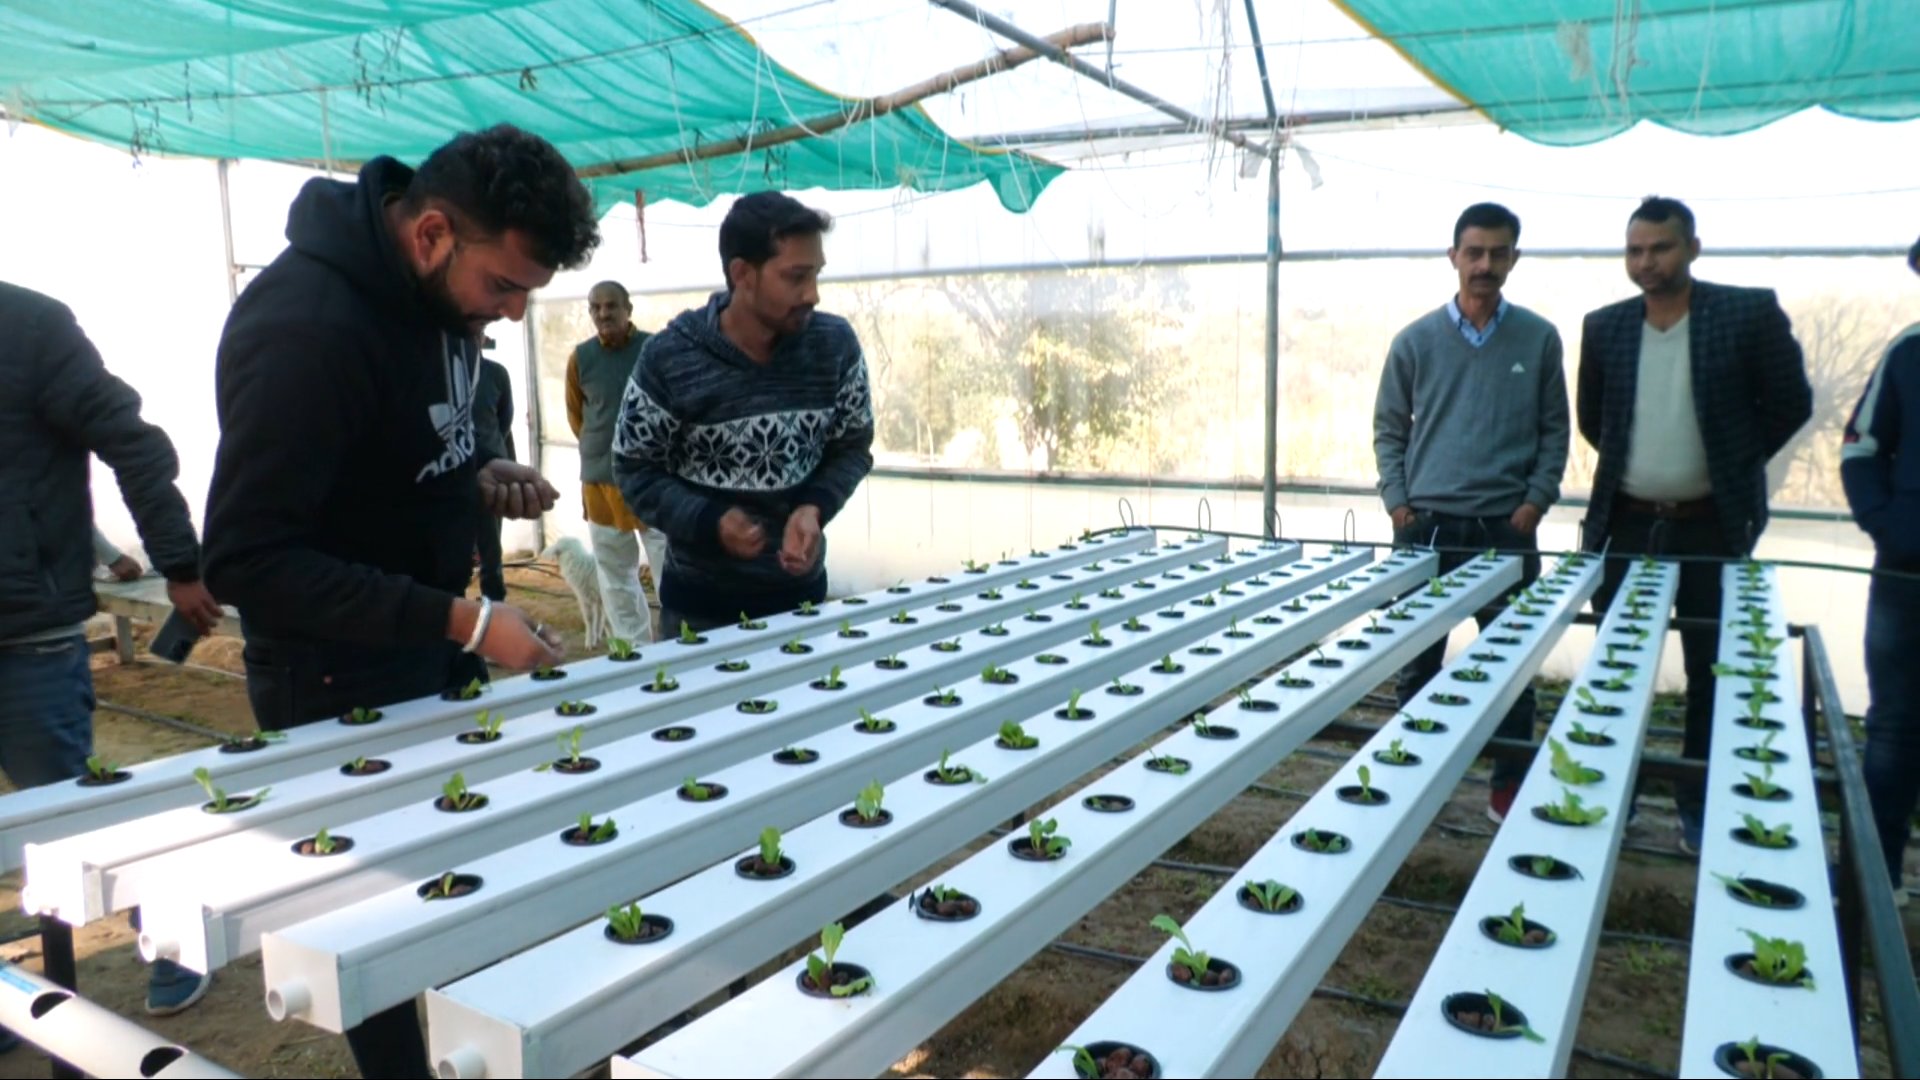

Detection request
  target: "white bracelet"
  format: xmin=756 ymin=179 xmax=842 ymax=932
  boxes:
xmin=463 ymin=597 xmax=494 ymax=654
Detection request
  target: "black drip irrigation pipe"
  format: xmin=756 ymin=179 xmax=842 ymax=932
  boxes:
xmin=1043 ymin=940 xmax=1677 ymax=1079
xmin=95 ymin=699 xmax=232 ymax=744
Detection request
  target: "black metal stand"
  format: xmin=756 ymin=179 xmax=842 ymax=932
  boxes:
xmin=36 ymin=917 xmax=79 ymax=1080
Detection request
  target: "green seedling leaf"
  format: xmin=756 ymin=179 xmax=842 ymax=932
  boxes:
xmin=606 ymin=901 xmax=647 ymax=940
xmin=1246 ymin=879 xmax=1297 ymax=912
xmin=1543 ymin=788 xmax=1607 ymax=825
xmin=1742 ymin=930 xmax=1814 ymax=988
xmin=1150 ymin=913 xmax=1210 ymax=980
xmin=997 ymin=720 xmax=1037 ymax=748
xmin=1741 ymin=813 xmax=1793 ymax=847
xmin=853 ymin=780 xmax=885 ymax=821
xmin=1548 ymin=737 xmax=1602 ymax=785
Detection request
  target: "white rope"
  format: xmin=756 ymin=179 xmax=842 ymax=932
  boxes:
xmin=318 ymin=86 xmax=335 ymax=177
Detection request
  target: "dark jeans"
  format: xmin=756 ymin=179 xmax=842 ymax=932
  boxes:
xmin=1863 ymin=566 xmax=1920 ymax=884
xmin=474 ymin=514 xmax=505 ymax=602
xmin=240 ymin=632 xmax=486 ymax=732
xmin=0 ymin=634 xmax=93 ymax=788
xmin=241 ymin=635 xmax=484 ymax=1079
xmin=1592 ymin=508 xmax=1735 ymax=816
xmin=1393 ymin=510 xmax=1541 ymax=788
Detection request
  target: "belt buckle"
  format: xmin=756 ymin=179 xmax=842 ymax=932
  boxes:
xmin=1653 ymin=500 xmax=1681 ymax=516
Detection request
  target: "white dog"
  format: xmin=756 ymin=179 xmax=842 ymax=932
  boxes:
xmin=542 ymin=536 xmax=613 ymax=649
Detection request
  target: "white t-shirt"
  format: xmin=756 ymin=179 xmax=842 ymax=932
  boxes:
xmin=1621 ymin=315 xmax=1713 ymax=501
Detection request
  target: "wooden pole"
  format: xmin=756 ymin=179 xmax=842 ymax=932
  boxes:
xmin=574 ymin=22 xmax=1107 ymax=180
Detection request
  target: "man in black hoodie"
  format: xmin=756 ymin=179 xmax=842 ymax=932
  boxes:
xmin=201 ymin=124 xmax=598 ymax=1077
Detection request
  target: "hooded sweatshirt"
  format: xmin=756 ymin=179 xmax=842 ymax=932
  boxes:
xmin=202 ymin=158 xmax=492 ymax=662
xmin=611 ymin=291 xmax=874 ymax=621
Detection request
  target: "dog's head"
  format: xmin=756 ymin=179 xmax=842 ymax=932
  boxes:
xmin=542 ymin=536 xmax=589 ymax=562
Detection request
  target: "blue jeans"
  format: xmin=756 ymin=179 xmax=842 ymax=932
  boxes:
xmin=1864 ymin=567 xmax=1920 ymax=885
xmin=0 ymin=635 xmax=93 ymax=788
xmin=1393 ymin=511 xmax=1540 ymax=788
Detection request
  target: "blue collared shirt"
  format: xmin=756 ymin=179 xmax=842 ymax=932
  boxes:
xmin=1447 ymin=295 xmax=1510 ymax=348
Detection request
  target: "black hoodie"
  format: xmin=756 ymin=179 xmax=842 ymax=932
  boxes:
xmin=202 ymin=158 xmax=490 ymax=682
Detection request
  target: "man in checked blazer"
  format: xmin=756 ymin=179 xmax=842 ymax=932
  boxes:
xmin=1577 ymin=196 xmax=1812 ymax=856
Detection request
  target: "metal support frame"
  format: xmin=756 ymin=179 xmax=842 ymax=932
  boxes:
xmin=1803 ymin=624 xmax=1920 ymax=1077
xmin=927 ymin=0 xmax=1267 ymax=156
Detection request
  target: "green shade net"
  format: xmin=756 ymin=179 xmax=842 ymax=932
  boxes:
xmin=1334 ymin=0 xmax=1920 ymax=145
xmin=0 ymin=0 xmax=1061 ymax=213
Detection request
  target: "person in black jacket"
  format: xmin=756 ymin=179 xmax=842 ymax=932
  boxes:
xmin=1840 ymin=236 xmax=1920 ymax=906
xmin=0 ymin=280 xmax=224 ymax=1022
xmin=1577 ymin=196 xmax=1812 ymax=855
xmin=471 ymin=338 xmax=516 ymax=602
xmin=200 ymin=124 xmax=597 ymax=1079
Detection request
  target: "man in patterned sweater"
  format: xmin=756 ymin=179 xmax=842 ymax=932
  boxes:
xmin=612 ymin=192 xmax=873 ymax=631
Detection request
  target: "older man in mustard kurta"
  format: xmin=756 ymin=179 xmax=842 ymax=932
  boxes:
xmin=566 ymin=280 xmax=667 ymax=643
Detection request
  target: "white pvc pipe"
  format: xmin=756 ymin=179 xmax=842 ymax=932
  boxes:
xmin=0 ymin=961 xmax=239 ymax=1078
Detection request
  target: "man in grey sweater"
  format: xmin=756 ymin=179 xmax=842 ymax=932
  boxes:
xmin=1374 ymin=202 xmax=1570 ymax=823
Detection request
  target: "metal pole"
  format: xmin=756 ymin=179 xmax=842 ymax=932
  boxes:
xmin=927 ymin=0 xmax=1268 ymax=155
xmin=38 ymin=916 xmax=80 ymax=1080
xmin=522 ymin=317 xmax=547 ymax=555
xmin=216 ymin=158 xmax=239 ymax=304
xmin=1241 ymin=0 xmax=1281 ymax=125
xmin=1262 ymin=144 xmax=1280 ymax=539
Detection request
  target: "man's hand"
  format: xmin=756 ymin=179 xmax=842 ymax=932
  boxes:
xmin=779 ymin=505 xmax=823 ymax=576
xmin=1510 ymin=503 xmax=1545 ymax=534
xmin=451 ymin=598 xmax=564 ymax=670
xmin=478 ymin=460 xmax=560 ymax=520
xmin=1390 ymin=505 xmax=1418 ymax=531
xmin=719 ymin=507 xmax=767 ymax=560
xmin=107 ymin=555 xmax=144 ymax=582
xmin=166 ymin=581 xmax=224 ymax=635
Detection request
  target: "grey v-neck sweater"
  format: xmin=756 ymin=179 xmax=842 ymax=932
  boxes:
xmin=1372 ymin=302 xmax=1570 ymax=518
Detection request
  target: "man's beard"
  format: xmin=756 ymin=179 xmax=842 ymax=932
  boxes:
xmin=419 ymin=258 xmax=486 ymax=337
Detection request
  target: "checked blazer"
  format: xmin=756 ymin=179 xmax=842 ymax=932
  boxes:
xmin=1576 ymin=279 xmax=1812 ymax=555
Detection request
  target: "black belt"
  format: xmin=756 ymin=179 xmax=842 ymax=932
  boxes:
xmin=1615 ymin=495 xmax=1715 ymax=521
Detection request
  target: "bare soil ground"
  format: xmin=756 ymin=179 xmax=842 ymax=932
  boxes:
xmin=0 ymin=563 xmax=1910 ymax=1079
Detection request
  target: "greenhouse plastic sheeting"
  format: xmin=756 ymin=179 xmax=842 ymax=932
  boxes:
xmin=1333 ymin=0 xmax=1920 ymax=144
xmin=0 ymin=0 xmax=1060 ymax=213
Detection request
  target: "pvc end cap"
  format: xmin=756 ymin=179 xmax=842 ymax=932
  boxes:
xmin=137 ymin=933 xmax=177 ymax=963
xmin=436 ymin=1046 xmax=488 ymax=1079
xmin=264 ymin=980 xmax=309 ymax=1022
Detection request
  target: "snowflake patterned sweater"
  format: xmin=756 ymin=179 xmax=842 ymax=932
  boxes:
xmin=612 ymin=290 xmax=874 ymax=621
